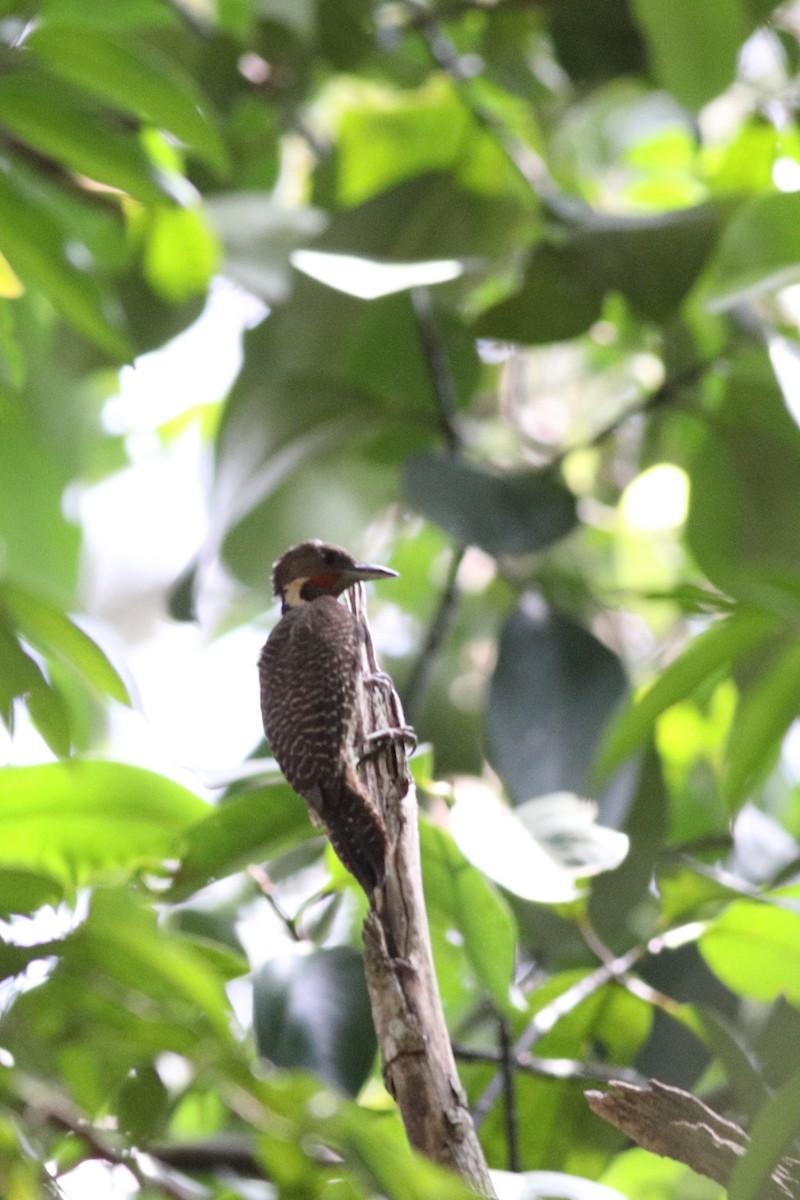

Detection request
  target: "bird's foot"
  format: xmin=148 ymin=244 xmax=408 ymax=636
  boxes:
xmin=359 ymin=725 xmax=417 ymax=764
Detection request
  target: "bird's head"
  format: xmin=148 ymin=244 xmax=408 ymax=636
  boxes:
xmin=272 ymin=540 xmax=397 ymax=610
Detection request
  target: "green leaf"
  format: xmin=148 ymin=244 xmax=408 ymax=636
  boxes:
xmin=0 ymin=165 xmax=128 ymax=356
xmin=0 ymin=404 xmax=81 ymax=595
xmin=700 ymin=897 xmax=800 ymax=1006
xmin=0 ymin=582 xmax=131 ymax=705
xmin=28 ymin=26 xmax=228 ymax=175
xmin=724 ymin=641 xmax=800 ymax=809
xmin=631 ymin=0 xmax=748 ymax=110
xmin=705 ymin=192 xmax=800 ymax=310
xmin=686 ymin=350 xmax=800 ymax=595
xmin=254 ymin=947 xmax=376 ymax=1095
xmin=0 ymin=761 xmax=209 ymax=886
xmin=488 ymin=604 xmax=628 ymax=802
xmin=421 ymin=820 xmax=517 ymax=1011
xmin=597 ymin=609 xmax=779 ymax=774
xmin=404 ymin=456 xmax=577 ymax=556
xmin=450 ymin=788 xmax=628 ymax=906
xmin=0 ymin=868 xmax=63 ymax=918
xmin=0 ymin=618 xmax=71 ymax=755
xmin=728 ymin=1063 xmax=800 ymax=1200
xmin=66 ymin=888 xmax=238 ymax=1043
xmin=476 ymin=206 xmax=719 ymax=344
xmin=0 ymin=70 xmax=168 ymax=205
xmin=117 ymin=1065 xmax=170 ymax=1143
xmin=170 ymin=782 xmax=312 ymax=899
xmin=144 ymin=205 xmax=220 ymax=302
xmin=475 ymin=243 xmax=604 ymax=344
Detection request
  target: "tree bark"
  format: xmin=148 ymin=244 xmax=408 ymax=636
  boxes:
xmin=348 ymin=585 xmax=497 ymax=1200
xmin=586 ymin=1078 xmax=800 ymax=1199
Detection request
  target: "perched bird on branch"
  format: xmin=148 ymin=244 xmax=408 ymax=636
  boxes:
xmin=258 ymin=540 xmax=398 ymax=895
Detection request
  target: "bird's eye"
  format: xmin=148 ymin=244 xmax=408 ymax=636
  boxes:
xmin=321 ymin=548 xmax=337 ymax=565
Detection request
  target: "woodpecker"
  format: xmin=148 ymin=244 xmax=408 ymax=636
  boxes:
xmin=258 ymin=540 xmax=397 ymax=895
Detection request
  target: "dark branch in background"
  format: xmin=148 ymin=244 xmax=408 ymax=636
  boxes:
xmin=403 ymin=543 xmax=466 ymax=725
xmin=454 ymin=1045 xmax=647 ymax=1088
xmin=411 ymin=286 xmax=462 ymax=452
xmin=586 ymin=1079 xmax=800 ymax=1200
xmin=405 ymin=286 xmax=467 ymax=724
xmin=470 ymin=918 xmax=709 ymax=1128
xmin=498 ymin=1018 xmax=521 ymax=1173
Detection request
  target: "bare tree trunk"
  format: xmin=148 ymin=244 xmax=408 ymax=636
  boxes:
xmin=348 ymin=585 xmax=497 ymax=1200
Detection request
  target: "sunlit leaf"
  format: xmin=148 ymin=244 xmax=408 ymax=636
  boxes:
xmin=700 ymin=895 xmax=800 ymax=1005
xmin=0 ymin=582 xmax=131 ymax=705
xmin=0 ymin=761 xmax=209 ymax=886
xmin=724 ymin=641 xmax=800 ymax=809
xmin=144 ymin=205 xmax=221 ymax=302
xmin=492 ymin=1169 xmax=628 ymax=1200
xmin=421 ymin=819 xmax=517 ymax=1010
xmin=450 ymin=784 xmax=627 ymax=905
xmin=597 ymin=608 xmax=779 ymax=774
xmin=171 ymin=782 xmax=312 ymax=899
xmin=706 ymin=191 xmax=800 ymax=310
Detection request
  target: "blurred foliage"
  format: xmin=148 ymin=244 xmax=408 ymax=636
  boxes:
xmin=1 ymin=1 xmax=800 ymax=1198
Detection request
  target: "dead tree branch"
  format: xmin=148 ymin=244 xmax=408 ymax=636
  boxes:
xmin=348 ymin=583 xmax=496 ymax=1199
xmin=585 ymin=1078 xmax=800 ymax=1200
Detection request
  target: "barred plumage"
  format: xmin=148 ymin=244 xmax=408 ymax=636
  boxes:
xmin=258 ymin=542 xmax=395 ymax=894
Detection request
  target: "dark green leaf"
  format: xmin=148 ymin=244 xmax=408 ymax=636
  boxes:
xmin=254 ymin=947 xmax=376 ymax=1095
xmin=28 ymin=26 xmax=228 ymax=175
xmin=0 ymin=70 xmax=168 ymax=204
xmin=0 ymin=165 xmax=128 ymax=356
xmin=728 ymin=1062 xmax=800 ymax=1200
xmin=488 ymin=604 xmax=628 ymax=802
xmin=404 ymin=455 xmax=577 ymax=556
xmin=631 ymin=0 xmax=748 ymax=110
xmin=476 ymin=206 xmax=719 ymax=344
xmin=474 ymin=243 xmax=604 ymax=344
xmin=686 ymin=351 xmax=800 ymax=595
xmin=0 ymin=868 xmax=63 ymax=918
xmin=117 ymin=1065 xmax=170 ymax=1143
xmin=549 ymin=0 xmax=647 ymax=82
xmin=171 ymin=782 xmax=312 ymax=900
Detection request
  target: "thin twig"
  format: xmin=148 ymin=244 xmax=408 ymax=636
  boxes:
xmin=472 ymin=942 xmax=645 ymax=1128
xmin=247 ymin=864 xmax=303 ymax=941
xmin=548 ymin=359 xmax=712 ymax=472
xmin=453 ymin=1045 xmax=647 ymax=1087
xmin=498 ymin=1018 xmax=520 ymax=1172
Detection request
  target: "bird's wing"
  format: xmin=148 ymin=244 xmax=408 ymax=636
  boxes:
xmin=259 ymin=597 xmax=362 ymax=802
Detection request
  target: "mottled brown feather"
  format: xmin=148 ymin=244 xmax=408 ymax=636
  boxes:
xmin=259 ymin=595 xmax=387 ymax=891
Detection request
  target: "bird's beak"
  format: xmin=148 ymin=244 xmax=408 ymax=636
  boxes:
xmin=349 ymin=561 xmax=398 ymax=582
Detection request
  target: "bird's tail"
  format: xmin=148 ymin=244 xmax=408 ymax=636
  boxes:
xmin=320 ymin=771 xmax=388 ymax=895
